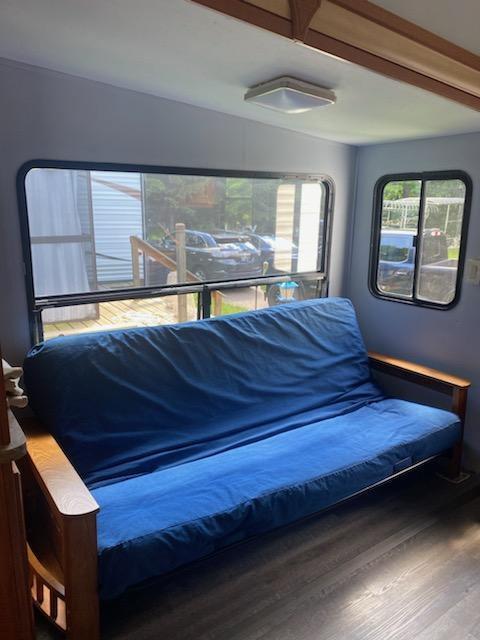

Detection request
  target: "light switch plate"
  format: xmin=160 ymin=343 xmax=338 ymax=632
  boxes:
xmin=466 ymin=258 xmax=480 ymax=284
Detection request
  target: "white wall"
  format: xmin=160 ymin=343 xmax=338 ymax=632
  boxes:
xmin=0 ymin=58 xmax=356 ymax=361
xmin=348 ymin=133 xmax=480 ymax=468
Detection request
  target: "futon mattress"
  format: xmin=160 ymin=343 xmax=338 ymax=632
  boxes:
xmin=93 ymin=398 xmax=459 ymax=598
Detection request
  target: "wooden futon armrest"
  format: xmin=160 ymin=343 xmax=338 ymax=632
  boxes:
xmin=21 ymin=418 xmax=98 ymax=518
xmin=19 ymin=418 xmax=100 ymax=638
xmin=368 ymin=352 xmax=470 ymax=422
xmin=368 ymin=352 xmax=470 ymax=393
xmin=368 ymin=352 xmax=471 ymax=480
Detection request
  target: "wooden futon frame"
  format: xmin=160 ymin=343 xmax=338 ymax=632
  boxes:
xmin=17 ymin=352 xmax=470 ymax=640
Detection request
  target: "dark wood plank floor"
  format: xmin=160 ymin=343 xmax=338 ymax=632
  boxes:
xmin=36 ymin=465 xmax=480 ymax=640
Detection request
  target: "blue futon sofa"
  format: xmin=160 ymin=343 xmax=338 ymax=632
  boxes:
xmin=22 ymin=298 xmax=466 ymax=635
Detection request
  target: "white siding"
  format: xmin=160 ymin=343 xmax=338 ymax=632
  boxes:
xmin=91 ymin=171 xmax=143 ymax=283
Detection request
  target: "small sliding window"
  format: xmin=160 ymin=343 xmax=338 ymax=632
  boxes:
xmin=370 ymin=171 xmax=471 ymax=309
xmin=18 ymin=162 xmax=333 ymax=342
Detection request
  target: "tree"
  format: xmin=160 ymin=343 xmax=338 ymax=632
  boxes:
xmin=144 ymin=174 xmax=220 ymax=240
xmin=383 ymin=180 xmax=421 ymax=201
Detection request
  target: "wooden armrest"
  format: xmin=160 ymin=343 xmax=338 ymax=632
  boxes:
xmin=368 ymin=352 xmax=471 ymax=393
xmin=368 ymin=351 xmax=470 ymax=478
xmin=20 ymin=417 xmax=99 ymax=519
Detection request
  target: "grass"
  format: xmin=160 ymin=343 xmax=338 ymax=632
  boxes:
xmin=448 ymin=247 xmax=459 ymax=260
xmin=220 ymin=302 xmax=248 ymax=316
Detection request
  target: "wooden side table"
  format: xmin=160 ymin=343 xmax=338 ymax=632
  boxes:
xmin=0 ymin=354 xmax=35 ymax=640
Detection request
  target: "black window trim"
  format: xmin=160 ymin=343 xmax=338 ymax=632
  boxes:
xmin=369 ymin=170 xmax=472 ymax=310
xmin=17 ymin=159 xmax=335 ymax=344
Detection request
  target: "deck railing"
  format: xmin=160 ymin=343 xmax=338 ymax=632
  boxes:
xmin=130 ymin=230 xmax=223 ymax=320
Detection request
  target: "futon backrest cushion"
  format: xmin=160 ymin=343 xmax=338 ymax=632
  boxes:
xmin=24 ymin=298 xmax=383 ymax=488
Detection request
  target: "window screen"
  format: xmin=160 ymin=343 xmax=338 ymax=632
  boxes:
xmin=371 ymin=172 xmax=471 ymax=308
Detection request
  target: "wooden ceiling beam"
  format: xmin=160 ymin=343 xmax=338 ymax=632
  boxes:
xmin=190 ymin=0 xmax=480 ymax=111
xmin=331 ymin=0 xmax=480 ymax=70
xmin=289 ymin=0 xmax=322 ymax=42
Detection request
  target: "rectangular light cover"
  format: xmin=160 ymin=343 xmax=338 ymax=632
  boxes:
xmin=245 ymin=76 xmax=336 ymax=114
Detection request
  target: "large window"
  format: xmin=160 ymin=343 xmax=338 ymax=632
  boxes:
xmin=19 ymin=163 xmax=332 ymax=341
xmin=370 ymin=171 xmax=471 ymax=308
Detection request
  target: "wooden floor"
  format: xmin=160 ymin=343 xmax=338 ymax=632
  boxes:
xmin=36 ymin=465 xmax=480 ymax=640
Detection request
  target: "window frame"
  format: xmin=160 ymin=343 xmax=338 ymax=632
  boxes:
xmin=369 ymin=170 xmax=472 ymax=310
xmin=17 ymin=159 xmax=334 ymax=344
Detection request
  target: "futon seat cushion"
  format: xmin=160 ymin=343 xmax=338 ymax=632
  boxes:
xmin=24 ymin=298 xmax=384 ymax=489
xmin=94 ymin=398 xmax=460 ymax=599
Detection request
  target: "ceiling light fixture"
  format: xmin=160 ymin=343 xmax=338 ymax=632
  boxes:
xmin=244 ymin=76 xmax=336 ymax=114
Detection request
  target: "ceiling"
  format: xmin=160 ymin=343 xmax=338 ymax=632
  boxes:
xmin=1 ymin=0 xmax=480 ymax=145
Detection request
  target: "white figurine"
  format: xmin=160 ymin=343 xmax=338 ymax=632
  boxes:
xmin=2 ymin=358 xmax=28 ymax=408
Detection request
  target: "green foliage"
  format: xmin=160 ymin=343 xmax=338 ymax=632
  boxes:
xmin=225 ymin=198 xmax=252 ymax=229
xmin=383 ymin=180 xmax=421 ymax=201
xmin=383 ymin=179 xmax=465 ymax=202
xmin=226 ymin=178 xmax=253 ymax=198
xmin=144 ymin=174 xmax=281 ymax=240
xmin=144 ymin=175 xmax=205 ymax=240
xmin=381 ymin=179 xmax=466 ymax=243
xmin=426 ymin=179 xmax=466 ymax=198
xmin=252 ymin=180 xmax=279 ymax=235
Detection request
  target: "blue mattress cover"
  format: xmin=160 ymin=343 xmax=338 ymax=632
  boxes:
xmin=94 ymin=398 xmax=460 ymax=599
xmin=24 ymin=298 xmax=383 ymax=489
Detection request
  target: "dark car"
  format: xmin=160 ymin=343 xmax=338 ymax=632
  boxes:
xmin=156 ymin=229 xmax=262 ymax=282
xmin=377 ymin=228 xmax=457 ymax=303
xmin=245 ymin=233 xmax=299 ymax=273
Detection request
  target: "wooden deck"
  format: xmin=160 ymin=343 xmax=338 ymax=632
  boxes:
xmin=43 ymin=288 xmax=267 ymax=339
xmin=43 ymin=295 xmax=198 ymax=339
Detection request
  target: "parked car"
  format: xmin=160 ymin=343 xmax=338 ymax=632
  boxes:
xmin=244 ymin=233 xmax=298 ymax=273
xmin=377 ymin=228 xmax=458 ymax=303
xmin=155 ymin=229 xmax=263 ymax=282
